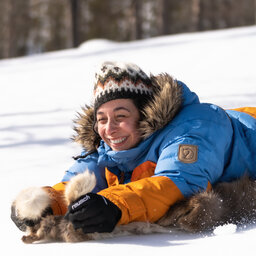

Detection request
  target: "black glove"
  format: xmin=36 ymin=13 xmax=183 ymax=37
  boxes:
xmin=65 ymin=193 xmax=122 ymax=234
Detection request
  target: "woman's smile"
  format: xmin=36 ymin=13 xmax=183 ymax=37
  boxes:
xmin=109 ymin=137 xmax=127 ymax=144
xmin=107 ymin=136 xmax=128 ymax=150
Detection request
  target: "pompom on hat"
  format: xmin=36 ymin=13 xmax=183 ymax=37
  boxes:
xmin=93 ymin=61 xmax=154 ymax=111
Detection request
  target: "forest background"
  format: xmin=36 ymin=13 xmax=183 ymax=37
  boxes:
xmin=1 ymin=0 xmax=256 ymax=60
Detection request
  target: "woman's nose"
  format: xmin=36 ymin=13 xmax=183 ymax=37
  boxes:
xmin=105 ymin=119 xmax=118 ymax=134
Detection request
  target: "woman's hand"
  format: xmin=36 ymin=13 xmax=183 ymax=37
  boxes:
xmin=65 ymin=193 xmax=122 ymax=234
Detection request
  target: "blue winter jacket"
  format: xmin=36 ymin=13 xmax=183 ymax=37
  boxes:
xmin=62 ymin=77 xmax=256 ymax=201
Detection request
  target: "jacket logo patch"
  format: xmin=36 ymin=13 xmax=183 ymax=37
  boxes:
xmin=178 ymin=144 xmax=198 ymax=163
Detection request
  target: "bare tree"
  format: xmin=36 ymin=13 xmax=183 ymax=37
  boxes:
xmin=255 ymin=0 xmax=256 ymax=23
xmin=0 ymin=0 xmax=30 ymax=58
xmin=1 ymin=0 xmax=256 ymax=59
xmin=134 ymin=0 xmax=143 ymax=39
xmin=162 ymin=0 xmax=170 ymax=34
xmin=70 ymin=0 xmax=80 ymax=47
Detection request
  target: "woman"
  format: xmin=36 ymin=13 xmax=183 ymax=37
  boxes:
xmin=11 ymin=61 xmax=256 ymax=234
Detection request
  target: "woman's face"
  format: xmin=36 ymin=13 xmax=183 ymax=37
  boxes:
xmin=96 ymin=99 xmax=141 ymax=151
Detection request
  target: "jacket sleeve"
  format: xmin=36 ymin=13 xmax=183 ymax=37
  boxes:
xmin=99 ymin=105 xmax=234 ymax=224
xmin=231 ymin=107 xmax=256 ymax=119
xmin=98 ymin=176 xmax=184 ymax=225
xmin=43 ymin=184 xmax=68 ymax=215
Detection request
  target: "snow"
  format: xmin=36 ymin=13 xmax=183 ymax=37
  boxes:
xmin=213 ymin=224 xmax=237 ymax=236
xmin=1 ymin=25 xmax=256 ymax=255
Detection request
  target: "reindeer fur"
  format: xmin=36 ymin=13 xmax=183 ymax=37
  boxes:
xmin=21 ymin=172 xmax=256 ymax=243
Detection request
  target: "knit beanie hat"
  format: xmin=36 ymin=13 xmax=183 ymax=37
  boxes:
xmin=93 ymin=61 xmax=154 ymax=112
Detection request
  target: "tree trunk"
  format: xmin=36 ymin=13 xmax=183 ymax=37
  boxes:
xmin=134 ymin=0 xmax=142 ymax=39
xmin=161 ymin=0 xmax=169 ymax=35
xmin=70 ymin=0 xmax=79 ymax=47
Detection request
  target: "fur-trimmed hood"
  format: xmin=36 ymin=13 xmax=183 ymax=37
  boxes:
xmin=72 ymin=73 xmax=185 ymax=152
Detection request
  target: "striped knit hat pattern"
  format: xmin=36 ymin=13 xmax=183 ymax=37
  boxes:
xmin=93 ymin=61 xmax=153 ymax=111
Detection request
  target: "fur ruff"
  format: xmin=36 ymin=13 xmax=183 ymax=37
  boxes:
xmin=72 ymin=74 xmax=183 ymax=152
xmin=22 ymin=174 xmax=256 ymax=243
xmin=139 ymin=74 xmax=182 ymax=139
xmin=13 ymin=187 xmax=51 ymax=220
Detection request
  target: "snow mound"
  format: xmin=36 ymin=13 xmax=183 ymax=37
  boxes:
xmin=213 ymin=224 xmax=237 ymax=236
xmin=79 ymin=39 xmax=120 ymax=52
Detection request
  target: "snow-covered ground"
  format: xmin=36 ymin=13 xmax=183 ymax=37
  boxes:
xmin=1 ymin=25 xmax=256 ymax=255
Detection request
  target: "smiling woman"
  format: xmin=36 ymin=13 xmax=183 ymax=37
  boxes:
xmin=11 ymin=61 xmax=256 ymax=238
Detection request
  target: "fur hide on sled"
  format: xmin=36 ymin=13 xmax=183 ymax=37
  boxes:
xmin=16 ymin=171 xmax=256 ymax=243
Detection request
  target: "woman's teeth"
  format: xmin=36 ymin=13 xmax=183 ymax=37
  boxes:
xmin=110 ymin=137 xmax=127 ymax=144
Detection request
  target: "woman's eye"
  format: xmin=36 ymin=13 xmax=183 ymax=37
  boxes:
xmin=116 ymin=115 xmax=126 ymax=120
xmin=97 ymin=118 xmax=107 ymax=123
